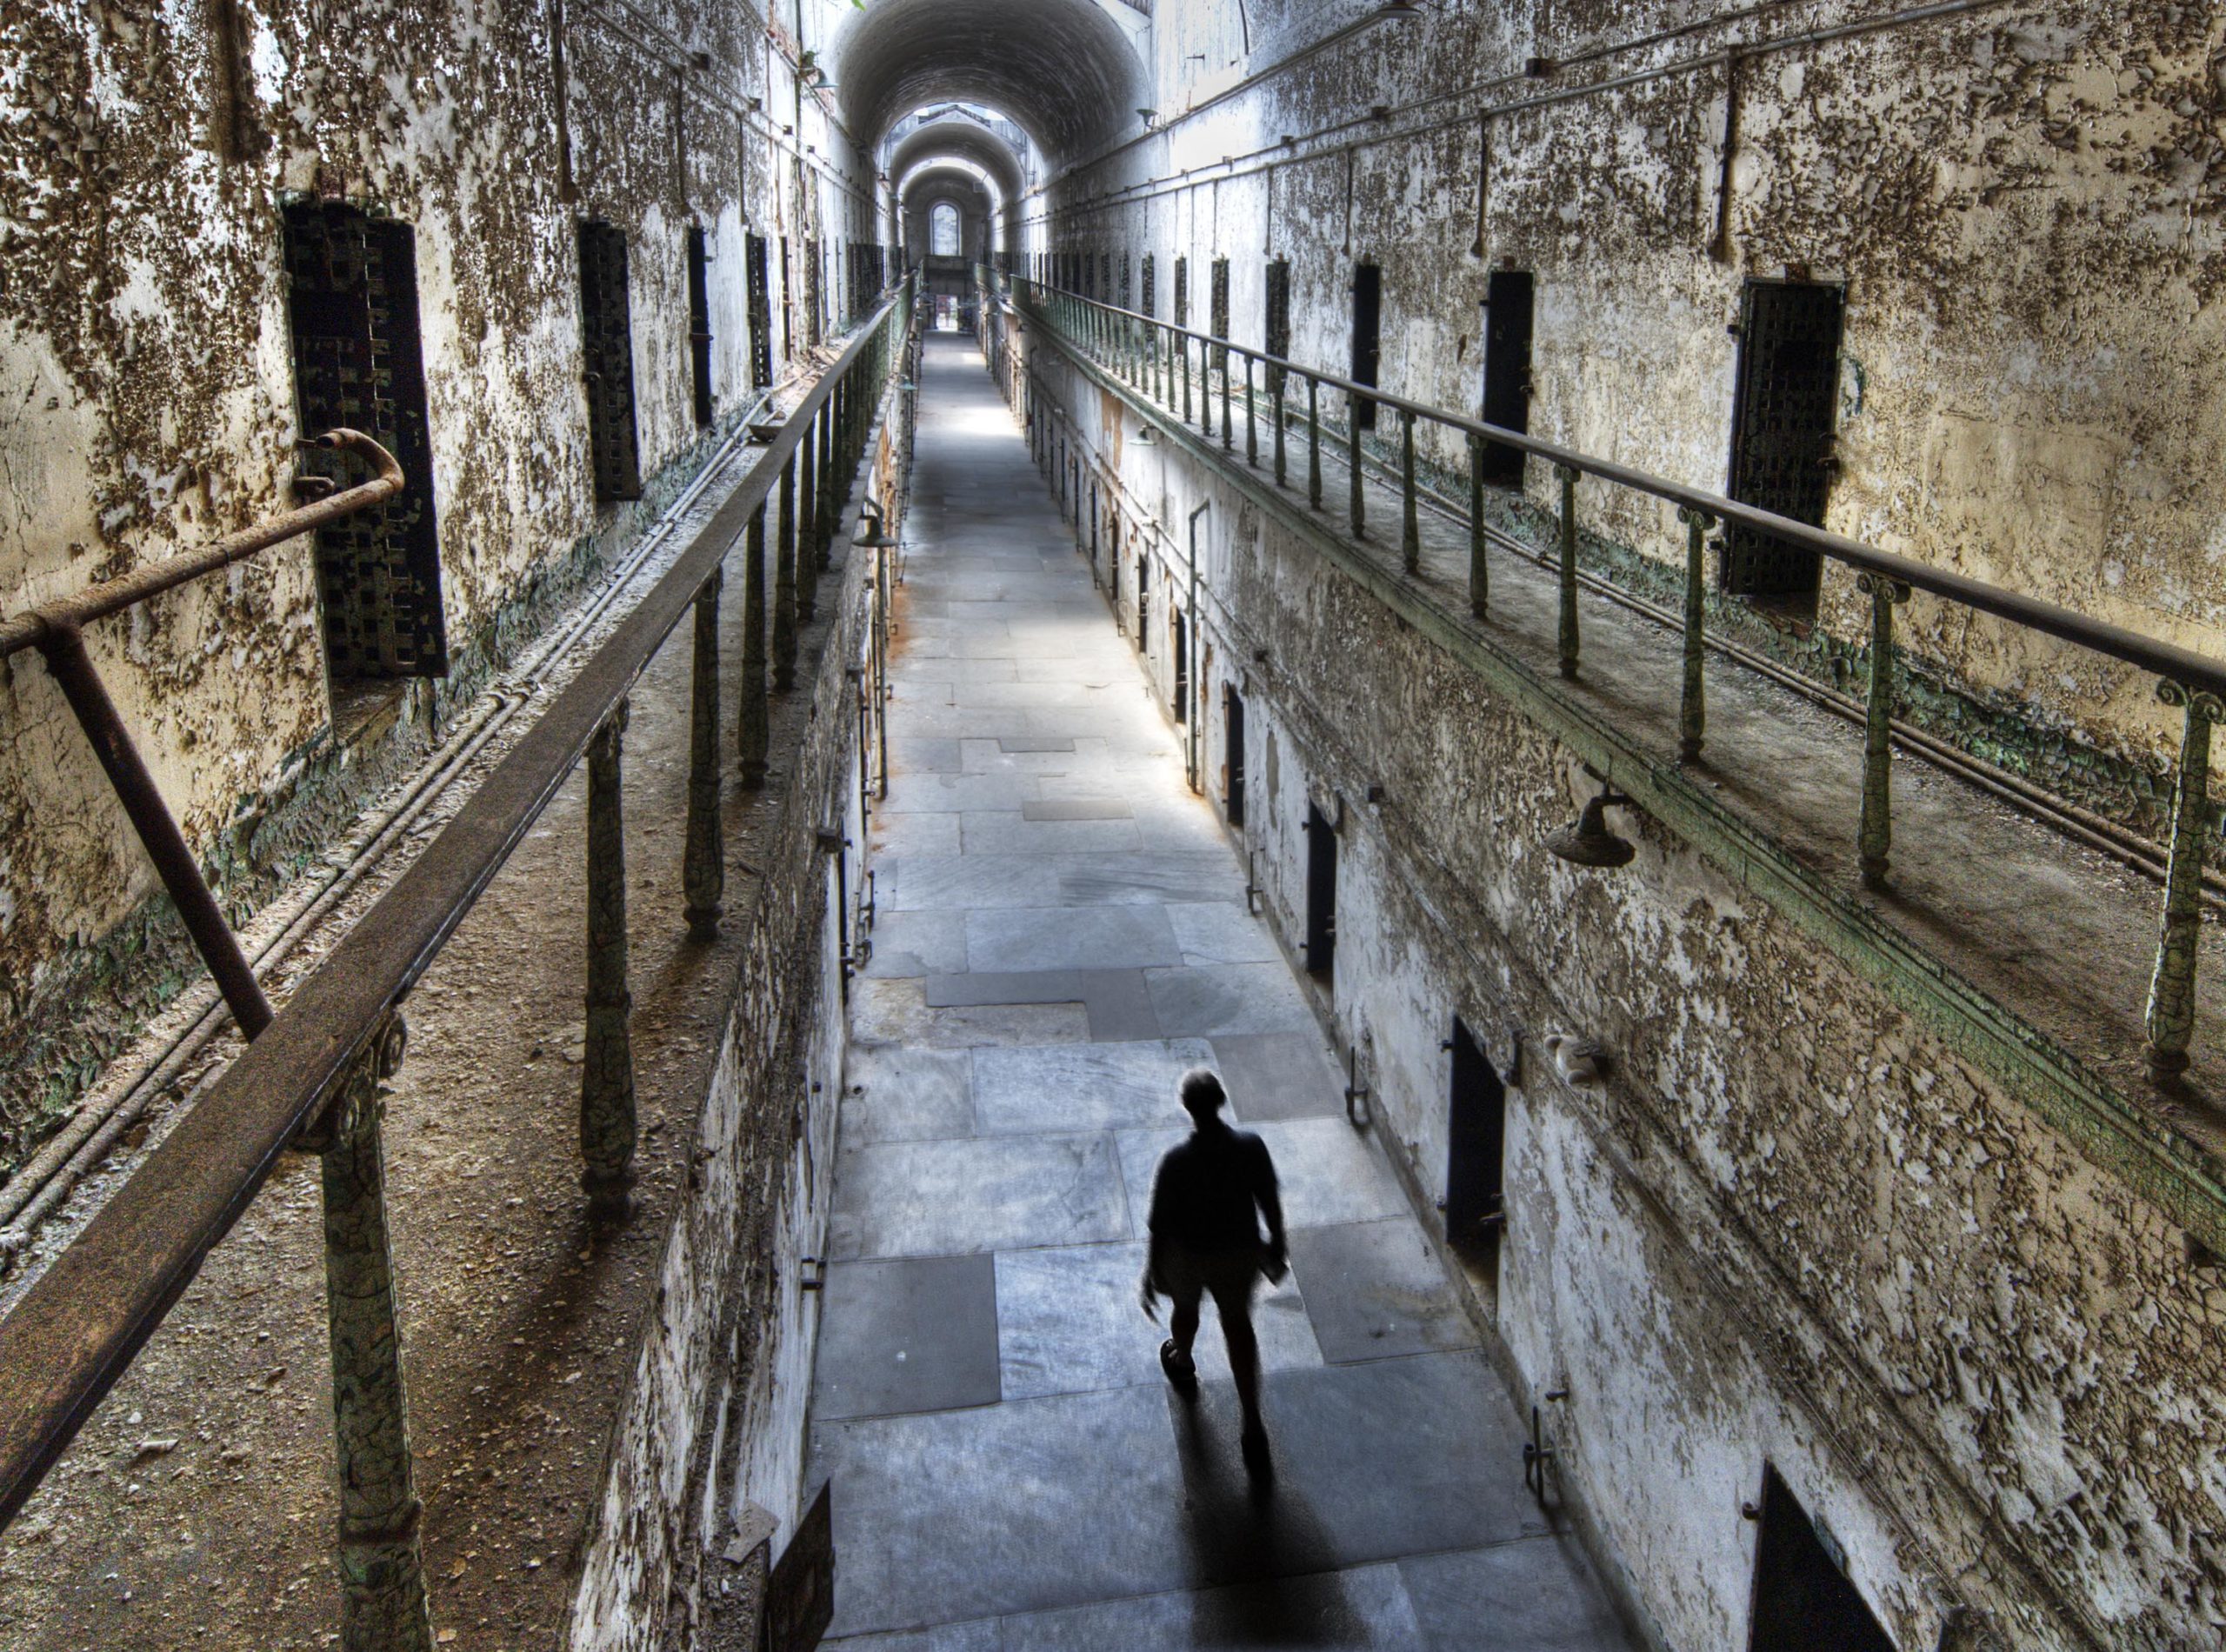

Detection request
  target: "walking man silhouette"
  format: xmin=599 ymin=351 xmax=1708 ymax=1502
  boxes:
xmin=1139 ymin=1069 xmax=1287 ymax=1477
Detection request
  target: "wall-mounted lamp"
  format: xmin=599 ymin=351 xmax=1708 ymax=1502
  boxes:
xmin=852 ymin=499 xmax=899 ymax=550
xmin=1136 ymin=108 xmax=1159 ymax=129
xmin=1374 ymin=0 xmax=1425 ymax=19
xmin=1543 ymin=786 xmax=1635 ymax=868
xmin=1133 ymin=423 xmax=1157 ymax=447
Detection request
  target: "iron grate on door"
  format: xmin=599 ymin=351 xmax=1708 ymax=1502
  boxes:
xmin=577 ymin=219 xmax=643 ymax=504
xmin=283 ymin=200 xmax=448 ymax=684
xmin=746 ymin=232 xmax=774 ymax=390
xmin=1723 ymin=280 xmax=1843 ymax=601
xmin=1210 ymin=257 xmax=1230 ymax=374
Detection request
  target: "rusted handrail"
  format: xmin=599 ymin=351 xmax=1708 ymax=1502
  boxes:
xmin=0 ymin=430 xmax=406 ymax=1039
xmin=0 ymin=277 xmax=914 ymax=1562
xmin=0 ymin=430 xmax=404 ymax=658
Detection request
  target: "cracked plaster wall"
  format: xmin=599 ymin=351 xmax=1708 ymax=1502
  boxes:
xmin=0 ymin=0 xmax=881 ymax=1169
xmin=1032 ymin=0 xmax=2226 ymax=829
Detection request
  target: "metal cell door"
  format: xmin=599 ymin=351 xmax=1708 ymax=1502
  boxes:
xmin=283 ymin=201 xmax=449 ymax=684
xmin=576 ymin=219 xmax=643 ymax=503
xmin=746 ymin=231 xmax=774 ymax=390
xmin=1723 ymin=280 xmax=1843 ymax=600
xmin=685 ymin=225 xmax=713 ymax=426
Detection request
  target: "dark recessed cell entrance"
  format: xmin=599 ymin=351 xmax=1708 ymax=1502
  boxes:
xmin=281 ymin=199 xmax=449 ymax=709
xmin=1723 ymin=279 xmax=1843 ymax=609
xmin=1304 ymin=799 xmax=1337 ymax=979
xmin=1444 ymin=1016 xmax=1507 ymax=1291
xmin=1350 ymin=262 xmax=1383 ymax=430
xmin=1223 ymin=683 xmax=1246 ymax=828
xmin=686 ymin=224 xmax=714 ymax=427
xmin=1748 ymin=1464 xmax=1894 ymax=1652
xmin=1171 ymin=607 xmax=1188 ymax=723
xmin=576 ymin=218 xmax=643 ymax=504
xmin=1478 ymin=270 xmax=1534 ymax=486
xmin=1210 ymin=256 xmax=1230 ymax=375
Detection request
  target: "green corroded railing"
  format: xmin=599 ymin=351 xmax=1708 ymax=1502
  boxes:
xmin=1011 ymin=274 xmax=2226 ymax=1089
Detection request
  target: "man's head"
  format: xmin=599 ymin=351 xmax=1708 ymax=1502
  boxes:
xmin=1178 ymin=1068 xmax=1228 ymax=1125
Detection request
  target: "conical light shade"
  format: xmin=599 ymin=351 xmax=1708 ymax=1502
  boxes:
xmin=1543 ymin=793 xmax=1634 ymax=869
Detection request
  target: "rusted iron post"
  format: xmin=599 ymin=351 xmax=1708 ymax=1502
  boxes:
xmin=683 ymin=573 xmax=723 ymax=941
xmin=2145 ymin=681 xmax=2223 ymax=1081
xmin=1467 ymin=433 xmax=1487 ymax=618
xmin=1679 ymin=508 xmax=1712 ymax=761
xmin=581 ymin=705 xmax=636 ymax=1220
xmin=1556 ymin=464 xmax=1580 ymax=680
xmin=1272 ymin=370 xmax=1287 ymax=486
xmin=816 ymin=400 xmax=836 ymax=570
xmin=1182 ymin=330 xmax=1194 ymax=424
xmin=34 ymin=623 xmax=275 ymax=1039
xmin=738 ymin=504 xmax=770 ymax=789
xmin=1245 ymin=356 xmax=1258 ymax=465
xmin=1349 ymin=397 xmax=1366 ymax=540
xmin=1309 ymin=378 xmax=1323 ymax=510
xmin=1220 ymin=346 xmax=1234 ymax=451
xmin=1202 ymin=338 xmax=1216 ymax=440
xmin=1400 ymin=410 xmax=1420 ymax=574
xmin=796 ymin=417 xmax=818 ymax=625
xmin=306 ymin=1011 xmax=435 ymax=1652
xmin=1856 ymin=574 xmax=1911 ymax=889
xmin=774 ymin=457 xmax=799 ymax=691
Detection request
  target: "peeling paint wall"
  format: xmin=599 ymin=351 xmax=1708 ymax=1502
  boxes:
xmin=0 ymin=0 xmax=885 ymax=1171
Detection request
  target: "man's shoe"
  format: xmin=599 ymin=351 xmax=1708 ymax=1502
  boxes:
xmin=1160 ymin=1339 xmax=1197 ymax=1389
xmin=1241 ymin=1420 xmax=1273 ymax=1485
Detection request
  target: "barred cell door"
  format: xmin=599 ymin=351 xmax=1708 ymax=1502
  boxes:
xmin=577 ymin=220 xmax=643 ymax=503
xmin=746 ymin=232 xmax=774 ymax=390
xmin=1210 ymin=257 xmax=1230 ymax=375
xmin=282 ymin=200 xmax=449 ymax=686
xmin=1722 ymin=280 xmax=1843 ymax=603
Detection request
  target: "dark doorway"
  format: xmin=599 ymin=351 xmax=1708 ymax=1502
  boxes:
xmin=778 ymin=236 xmax=793 ymax=364
xmin=1265 ymin=259 xmax=1291 ymax=396
xmin=1171 ymin=608 xmax=1189 ymax=723
xmin=281 ymin=200 xmax=449 ymax=703
xmin=576 ymin=219 xmax=643 ymax=504
xmin=1444 ymin=1017 xmax=1508 ymax=1289
xmin=1210 ymin=256 xmax=1231 ymax=375
xmin=1223 ymin=684 xmax=1247 ymax=828
xmin=1137 ymin=565 xmax=1150 ymax=656
xmin=685 ymin=224 xmax=713 ymax=427
xmin=746 ymin=231 xmax=773 ymax=390
xmin=1723 ymin=280 xmax=1843 ymax=607
xmin=1748 ymin=1466 xmax=1894 ymax=1652
xmin=1478 ymin=270 xmax=1534 ymax=485
xmin=1304 ymin=800 xmax=1337 ymax=979
xmin=1173 ymin=256 xmax=1189 ymax=330
xmin=1350 ymin=263 xmax=1383 ymax=430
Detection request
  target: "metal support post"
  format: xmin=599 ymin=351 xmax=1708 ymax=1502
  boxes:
xmin=2145 ymin=681 xmax=2224 ymax=1081
xmin=1349 ymin=400 xmax=1366 ymax=539
xmin=774 ymin=458 xmax=799 ymax=691
xmin=1467 ymin=434 xmax=1487 ymax=617
xmin=1400 ymin=410 xmax=1420 ymax=573
xmin=1856 ymin=574 xmax=1911 ymax=889
xmin=309 ymin=1012 xmax=434 ymax=1652
xmin=1677 ymin=510 xmax=1712 ymax=761
xmin=1556 ymin=464 xmax=1580 ymax=680
xmin=737 ymin=504 xmax=770 ymax=789
xmin=683 ymin=572 xmax=723 ymax=940
xmin=581 ymin=707 xmax=636 ymax=1218
xmin=1309 ymin=379 xmax=1323 ymax=510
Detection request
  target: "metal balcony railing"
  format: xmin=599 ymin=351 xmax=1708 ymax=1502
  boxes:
xmin=1007 ymin=273 xmax=2226 ymax=1089
xmin=0 ymin=276 xmax=918 ymax=1646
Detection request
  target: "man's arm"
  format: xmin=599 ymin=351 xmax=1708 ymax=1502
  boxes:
xmin=1252 ymin=1138 xmax=1288 ymax=1282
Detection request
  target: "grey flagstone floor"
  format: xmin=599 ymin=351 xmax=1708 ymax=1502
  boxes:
xmin=806 ymin=332 xmax=1634 ymax=1651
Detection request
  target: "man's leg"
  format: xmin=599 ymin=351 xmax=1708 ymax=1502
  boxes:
xmin=1210 ymin=1277 xmax=1263 ymax=1434
xmin=1169 ymin=1284 xmax=1202 ymax=1361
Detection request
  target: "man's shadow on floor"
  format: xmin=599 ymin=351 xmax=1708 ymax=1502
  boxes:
xmin=1169 ymin=1383 xmax=1362 ymax=1647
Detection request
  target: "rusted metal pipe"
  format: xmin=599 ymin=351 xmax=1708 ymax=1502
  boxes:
xmin=0 ymin=431 xmax=403 ymax=659
xmin=36 ymin=623 xmax=275 ymax=1039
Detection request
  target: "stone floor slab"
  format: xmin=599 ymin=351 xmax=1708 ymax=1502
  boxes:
xmin=810 ymin=1256 xmax=1002 ymax=1422
xmin=1399 ymin=1539 xmax=1637 ymax=1649
xmin=863 ymin=909 xmax=972 ymax=980
xmin=964 ymin=906 xmax=1183 ymax=974
xmin=1145 ymin=963 xmax=1319 ymax=1037
xmin=1209 ymin=1033 xmax=1350 ymax=1121
xmin=829 ymin=1133 xmax=1129 ymax=1259
xmin=995 ymin=1241 xmax=1321 ymax=1400
xmin=971 ymin=1038 xmax=1216 ymax=1135
xmin=841 ymin=1044 xmax=976 ymax=1145
xmin=1286 ymin=1218 xmax=1479 ymax=1363
xmin=996 ymin=1562 xmax=1422 ymax=1651
xmin=1165 ymin=903 xmax=1285 ymax=966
